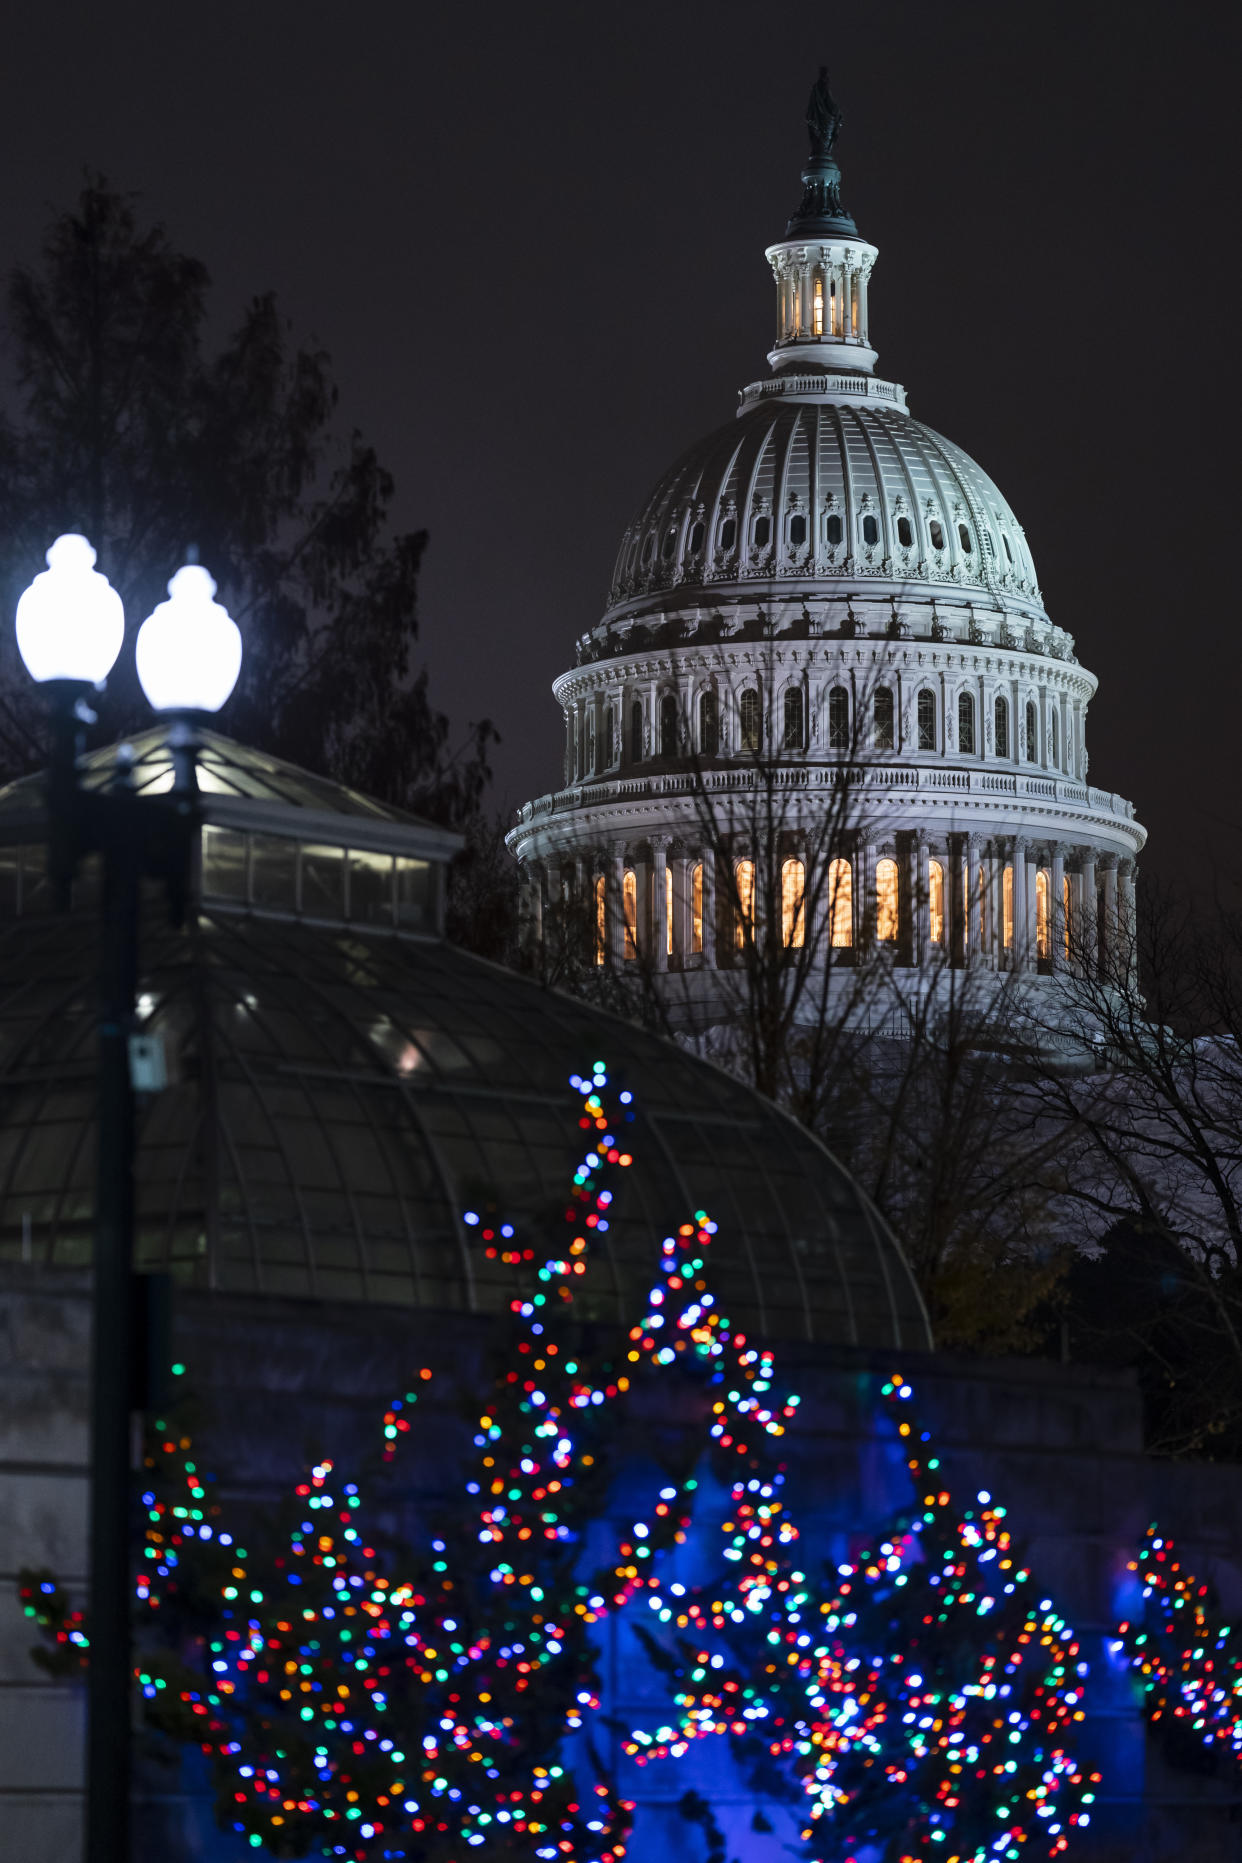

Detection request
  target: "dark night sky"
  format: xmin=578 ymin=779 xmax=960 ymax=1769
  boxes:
xmin=0 ymin=1 xmax=1235 ymax=885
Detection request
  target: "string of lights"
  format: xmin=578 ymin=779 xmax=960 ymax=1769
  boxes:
xmin=1116 ymin=1526 xmax=1242 ymax=1769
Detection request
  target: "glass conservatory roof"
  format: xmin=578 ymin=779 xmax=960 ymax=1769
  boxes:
xmin=0 ymin=901 xmax=930 ymax=1351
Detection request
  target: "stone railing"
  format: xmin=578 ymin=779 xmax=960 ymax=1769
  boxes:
xmin=737 ymin=373 xmax=909 ymax=411
xmin=513 ymin=764 xmax=1138 ymax=828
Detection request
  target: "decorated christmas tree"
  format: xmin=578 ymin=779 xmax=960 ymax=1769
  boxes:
xmin=1116 ymin=1525 xmax=1242 ymax=1772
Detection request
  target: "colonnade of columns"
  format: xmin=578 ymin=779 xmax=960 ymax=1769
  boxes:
xmin=520 ymin=834 xmax=1138 ymax=986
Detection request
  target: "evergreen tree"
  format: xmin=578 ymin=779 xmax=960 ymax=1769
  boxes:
xmin=0 ymin=180 xmax=492 ymax=827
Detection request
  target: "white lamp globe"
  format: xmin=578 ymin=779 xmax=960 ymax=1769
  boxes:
xmin=135 ymin=563 xmax=242 ymax=714
xmin=15 ymin=534 xmax=125 ymax=686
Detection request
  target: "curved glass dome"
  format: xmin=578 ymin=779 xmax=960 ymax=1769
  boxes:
xmin=0 ymin=733 xmax=929 ymax=1350
xmin=605 ymin=399 xmax=1044 ymax=622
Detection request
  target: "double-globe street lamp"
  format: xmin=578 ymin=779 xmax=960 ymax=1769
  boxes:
xmin=16 ymin=534 xmax=242 ymax=1863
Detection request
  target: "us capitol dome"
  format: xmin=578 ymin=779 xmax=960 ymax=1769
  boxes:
xmin=508 ymin=71 xmax=1145 ymax=1025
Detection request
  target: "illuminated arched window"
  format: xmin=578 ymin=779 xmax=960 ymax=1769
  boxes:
xmin=828 ymin=685 xmax=850 ymax=749
xmin=1003 ymin=865 xmax=1014 ymax=949
xmin=917 ymin=688 xmax=936 ymax=751
xmin=739 ymin=688 xmax=761 ymax=753
xmin=874 ymin=686 xmax=894 ymax=750
xmin=604 ymin=706 xmax=615 ymax=768
xmin=828 ymin=858 xmax=853 ymax=947
xmin=1050 ymin=707 xmax=1060 ymax=769
xmin=928 ymin=860 xmax=945 ymax=945
xmin=1062 ymin=873 xmax=1072 ymax=960
xmin=1036 ymin=869 xmax=1050 ymax=960
xmin=659 ymin=694 xmax=678 ymax=758
xmin=622 ymin=869 xmax=637 ymax=959
xmin=691 ymin=861 xmax=704 ymax=954
xmin=630 ymin=700 xmax=643 ymax=763
xmin=665 ymin=864 xmax=674 ymax=957
xmin=813 ymin=275 xmax=824 ymax=335
xmin=994 ymin=694 xmax=1009 ymax=759
xmin=734 ymin=859 xmax=756 ymax=949
xmin=1025 ymin=699 xmax=1038 ymax=763
xmin=700 ymin=690 xmax=719 ymax=756
xmin=781 ymin=858 xmax=805 ymax=947
xmin=958 ymin=690 xmax=975 ymax=754
xmin=783 ymin=688 xmax=804 ymax=750
xmin=594 ymin=873 xmax=606 ymax=965
xmin=876 ymin=857 xmax=899 ymax=942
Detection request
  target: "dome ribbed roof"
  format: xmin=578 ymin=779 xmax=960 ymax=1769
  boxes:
xmin=606 ymin=399 xmax=1044 ymax=619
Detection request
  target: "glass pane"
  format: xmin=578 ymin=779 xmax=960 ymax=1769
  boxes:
xmin=0 ymin=846 xmax=19 ymax=916
xmin=301 ymin=843 xmax=346 ymax=919
xmin=349 ymin=850 xmax=394 ymax=925
xmin=20 ymin=844 xmax=50 ymax=916
xmin=394 ymin=858 xmax=433 ymax=930
xmin=251 ymin=834 xmax=297 ymax=911
xmin=201 ymin=826 xmax=248 ymax=903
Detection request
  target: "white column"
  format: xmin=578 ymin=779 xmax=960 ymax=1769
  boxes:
xmin=857 ymin=834 xmax=875 ymax=954
xmin=650 ymin=836 xmax=670 ymax=973
xmin=1120 ymin=859 xmax=1138 ymax=991
xmin=700 ymin=845 xmax=716 ymax=966
xmin=607 ymin=844 xmax=626 ymax=967
xmin=1050 ymin=845 xmax=1066 ymax=972
xmin=1025 ymin=852 xmax=1038 ymax=962
xmin=1100 ymin=857 xmax=1119 ymax=978
xmin=967 ymin=834 xmax=981 ymax=962
xmin=1079 ymin=851 xmax=1097 ymax=977
xmin=858 ymin=263 xmax=869 ymax=342
xmin=1011 ymin=836 xmax=1028 ymax=971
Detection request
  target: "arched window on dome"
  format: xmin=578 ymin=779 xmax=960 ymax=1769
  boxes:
xmin=642 ymin=533 xmax=655 ymax=564
xmin=897 ymin=517 xmax=914 ymax=547
xmin=1025 ymin=699 xmax=1038 ymax=763
xmin=719 ymin=517 xmax=736 ymax=552
xmin=739 ymin=688 xmax=761 ymax=753
xmin=813 ymin=275 xmax=824 ymax=336
xmin=782 ymin=858 xmax=805 ymax=947
xmin=692 ymin=861 xmax=704 ymax=954
xmin=862 ymin=514 xmax=879 ymax=546
xmin=874 ymin=686 xmax=894 ymax=750
xmin=689 ymin=520 xmax=705 ymax=555
xmin=661 ymin=524 xmax=678 ymax=560
xmin=630 ymin=700 xmax=644 ymax=764
xmin=828 ymin=857 xmax=853 ymax=947
xmin=929 ymin=860 xmax=945 ymax=945
xmin=594 ymin=873 xmax=606 ymax=965
xmin=622 ymin=869 xmax=637 ymax=960
xmin=754 ymin=515 xmax=771 ymax=550
xmin=1050 ymin=707 xmax=1060 ymax=769
xmin=734 ymin=859 xmax=756 ymax=950
xmin=958 ymin=690 xmax=975 ymax=754
xmin=660 ymin=693 xmax=678 ymax=759
xmin=928 ymin=519 xmax=946 ymax=551
xmin=876 ymin=858 xmax=899 ymax=943
xmin=1002 ymin=533 xmax=1014 ymax=564
xmin=699 ymin=690 xmax=719 ymax=757
xmin=783 ymin=688 xmax=805 ymax=751
xmin=604 ymin=706 xmax=615 ymax=768
xmin=1036 ymin=869 xmax=1051 ymax=961
xmin=958 ymin=523 xmax=973 ymax=554
xmin=825 ymin=513 xmax=843 ymax=547
xmin=828 ymin=685 xmax=850 ymax=750
xmin=995 ymin=694 xmax=1009 ymax=759
xmin=918 ymin=689 xmax=936 ymax=751
xmin=789 ymin=513 xmax=807 ymax=548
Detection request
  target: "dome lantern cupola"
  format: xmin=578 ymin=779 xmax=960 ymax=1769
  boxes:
xmin=765 ymin=68 xmax=879 ymax=377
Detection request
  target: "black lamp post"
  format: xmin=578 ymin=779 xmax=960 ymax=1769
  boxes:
xmin=16 ymin=538 xmax=242 ymax=1863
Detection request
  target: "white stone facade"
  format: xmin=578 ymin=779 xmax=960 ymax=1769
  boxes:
xmin=508 ymin=102 xmax=1144 ymax=1027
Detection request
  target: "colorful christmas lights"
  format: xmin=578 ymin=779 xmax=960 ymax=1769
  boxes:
xmin=1116 ymin=1525 xmax=1242 ymax=1771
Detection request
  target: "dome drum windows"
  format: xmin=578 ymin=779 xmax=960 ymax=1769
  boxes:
xmin=688 ymin=519 xmax=705 ymax=555
xmin=994 ymin=694 xmax=1009 ymax=760
xmin=719 ymin=516 xmax=737 ymax=553
xmin=828 ymin=685 xmax=850 ymax=751
xmin=783 ymin=688 xmax=805 ymax=751
xmin=699 ymin=690 xmax=720 ymax=757
xmin=661 ymin=523 xmax=678 ymax=560
xmin=861 ymin=513 xmax=879 ymax=547
xmin=874 ymin=686 xmax=895 ymax=751
xmin=1025 ymin=699 xmax=1038 ymax=764
xmin=958 ymin=522 xmax=973 ymax=554
xmin=739 ymin=687 xmax=762 ymax=753
xmin=928 ymin=519 xmax=946 ymax=551
xmin=630 ymin=700 xmax=644 ymax=764
xmin=958 ymin=690 xmax=975 ymax=755
xmin=897 ymin=517 xmax=914 ymax=548
xmin=788 ymin=513 xmax=807 ymax=548
xmin=659 ymin=693 xmax=679 ymax=759
xmin=917 ymin=689 xmax=936 ymax=752
xmin=825 ymin=513 xmax=843 ymax=548
xmin=753 ymin=515 xmax=772 ymax=551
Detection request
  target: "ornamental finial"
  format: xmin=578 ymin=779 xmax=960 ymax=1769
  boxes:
xmin=806 ymin=66 xmax=843 ymax=161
